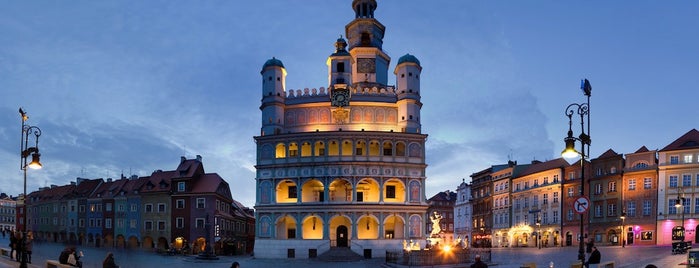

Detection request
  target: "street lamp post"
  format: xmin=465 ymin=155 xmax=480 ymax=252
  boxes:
xmin=19 ymin=108 xmax=42 ymax=268
xmin=561 ymin=79 xmax=592 ymax=263
xmin=676 ymin=194 xmax=686 ymax=241
xmin=620 ymin=212 xmax=626 ymax=248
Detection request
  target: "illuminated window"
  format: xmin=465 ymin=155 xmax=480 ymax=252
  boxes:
xmin=684 ymin=155 xmax=693 ymax=163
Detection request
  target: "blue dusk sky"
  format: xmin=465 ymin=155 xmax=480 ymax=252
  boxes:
xmin=1 ymin=1 xmax=697 ymax=207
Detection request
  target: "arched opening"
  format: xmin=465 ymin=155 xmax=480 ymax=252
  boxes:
xmin=276 ymin=180 xmax=298 ymax=203
xmin=300 ymin=142 xmax=312 ymax=157
xmin=128 ymin=236 xmax=140 ymax=249
xmin=194 ymin=237 xmax=206 ymax=254
xmin=328 ymin=140 xmax=340 ymax=156
xmin=275 ymin=143 xmax=286 ymax=158
xmin=383 ymin=179 xmax=406 ymax=202
xmin=356 ymin=178 xmax=379 ymax=202
xmin=355 ymin=140 xmax=366 ymax=156
xmin=357 ymin=215 xmax=378 ymax=239
xmin=288 ymin=142 xmax=299 ymax=157
xmin=383 ymin=141 xmax=393 ymax=156
xmin=157 ymin=237 xmax=169 ymax=250
xmin=302 ymin=215 xmax=323 ymax=239
xmin=395 ymin=142 xmax=406 ymax=156
xmin=329 ymin=179 xmax=352 ymax=202
xmin=301 ymin=179 xmax=324 ymax=203
xmin=314 ymin=141 xmax=326 ymax=156
xmin=330 ymin=215 xmax=352 ymax=247
xmin=368 ymin=140 xmax=380 ymax=156
xmin=336 ymin=225 xmax=349 ymax=247
xmin=383 ymin=215 xmax=405 ymax=239
xmin=116 ymin=235 xmax=125 ymax=248
xmin=104 ymin=234 xmax=114 ymax=248
xmin=276 ymin=215 xmax=297 ymax=239
xmin=341 ymin=139 xmax=353 ymax=156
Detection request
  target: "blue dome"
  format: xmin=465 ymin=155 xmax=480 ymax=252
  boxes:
xmin=397 ymin=54 xmax=420 ymax=66
xmin=262 ymin=57 xmax=284 ymax=69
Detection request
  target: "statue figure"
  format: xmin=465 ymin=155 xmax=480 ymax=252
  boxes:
xmin=430 ymin=211 xmax=443 ymax=236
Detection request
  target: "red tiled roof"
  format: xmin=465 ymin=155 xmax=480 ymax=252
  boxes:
xmin=660 ymin=129 xmax=699 ymax=152
xmin=518 ymin=158 xmax=569 ymax=177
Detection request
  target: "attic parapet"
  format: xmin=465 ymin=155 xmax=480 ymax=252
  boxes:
xmin=285 ymin=85 xmax=396 ymax=98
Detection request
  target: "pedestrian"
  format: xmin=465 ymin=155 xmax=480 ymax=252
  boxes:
xmin=470 ymin=254 xmax=488 ymax=268
xmin=585 ymin=238 xmax=594 ymax=253
xmin=9 ymin=231 xmax=16 ymax=261
xmin=103 ymin=252 xmax=119 ymax=268
xmin=585 ymin=246 xmax=601 ymax=268
xmin=14 ymin=231 xmax=22 ymax=262
xmin=25 ymin=232 xmax=33 ymax=264
xmin=231 ymin=261 xmax=240 ymax=268
xmin=59 ymin=246 xmax=83 ymax=268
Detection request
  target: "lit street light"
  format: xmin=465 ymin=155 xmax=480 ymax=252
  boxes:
xmin=561 ymin=79 xmax=592 ymax=263
xmin=620 ymin=212 xmax=626 ymax=248
xmin=19 ymin=107 xmax=43 ymax=268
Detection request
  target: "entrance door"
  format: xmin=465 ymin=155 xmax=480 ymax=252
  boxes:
xmin=565 ymin=232 xmax=572 ymax=246
xmin=336 ymin=225 xmax=348 ymax=247
xmin=627 ymin=232 xmax=634 ymax=245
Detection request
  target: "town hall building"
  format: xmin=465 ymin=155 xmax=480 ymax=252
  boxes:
xmin=253 ymin=0 xmax=429 ymax=258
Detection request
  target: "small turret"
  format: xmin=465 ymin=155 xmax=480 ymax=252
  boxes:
xmin=394 ymin=53 xmax=422 ymax=133
xmin=327 ymin=36 xmax=352 ymax=87
xmin=260 ymin=57 xmax=287 ymax=136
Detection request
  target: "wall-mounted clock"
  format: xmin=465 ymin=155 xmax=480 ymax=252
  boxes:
xmin=331 ymin=88 xmax=350 ymax=107
xmin=357 ymin=58 xmax=375 ymax=73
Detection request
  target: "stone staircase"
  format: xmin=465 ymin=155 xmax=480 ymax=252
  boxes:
xmin=317 ymin=247 xmax=363 ymax=262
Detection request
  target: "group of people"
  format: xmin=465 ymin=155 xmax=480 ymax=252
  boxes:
xmin=7 ymin=230 xmax=33 ymax=263
xmin=58 ymin=246 xmax=119 ymax=268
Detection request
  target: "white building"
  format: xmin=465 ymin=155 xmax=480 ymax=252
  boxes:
xmin=454 ymin=179 xmax=472 ymax=247
xmin=657 ymin=129 xmax=699 ymax=246
xmin=253 ymin=0 xmax=429 ymax=258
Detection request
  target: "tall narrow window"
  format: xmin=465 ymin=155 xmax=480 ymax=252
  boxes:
xmin=337 ymin=62 xmax=345 ymax=73
xmin=386 ymin=185 xmax=396 ymax=199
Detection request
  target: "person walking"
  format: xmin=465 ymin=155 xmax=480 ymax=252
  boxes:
xmin=231 ymin=261 xmax=240 ymax=268
xmin=585 ymin=246 xmax=601 ymax=268
xmin=9 ymin=231 xmax=16 ymax=262
xmin=24 ymin=232 xmax=33 ymax=264
xmin=103 ymin=252 xmax=119 ymax=268
xmin=470 ymin=254 xmax=488 ymax=268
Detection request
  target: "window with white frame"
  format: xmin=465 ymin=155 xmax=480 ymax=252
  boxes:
xmin=608 ymin=203 xmax=617 ymax=216
xmin=643 ymin=200 xmax=651 ymax=216
xmin=595 ymin=205 xmax=602 ymax=217
xmin=131 ymin=204 xmax=138 ymax=212
xmin=106 ymin=218 xmax=112 ymax=229
xmin=176 ymin=199 xmax=185 ymax=209
xmin=644 ymin=178 xmax=652 ymax=189
xmin=144 ymin=221 xmax=153 ymax=230
xmin=543 ymin=193 xmax=548 ymax=204
xmin=79 ymin=219 xmax=85 ymax=228
xmin=627 ymin=201 xmax=636 ymax=217
xmin=670 ymin=175 xmax=679 ymax=187
xmin=685 ymin=155 xmax=693 ymax=163
xmin=683 ymin=174 xmax=692 ymax=187
xmin=145 ymin=204 xmax=153 ymax=213
xmin=197 ymin=198 xmax=205 ymax=209
xmin=117 ymin=219 xmax=124 ymax=228
xmin=157 ymin=203 xmax=166 ymax=213
xmin=595 ymin=184 xmax=602 ymax=194
xmin=553 ymin=211 xmax=558 ymax=223
xmin=158 ymin=221 xmax=166 ymax=231
xmin=568 ymin=187 xmax=574 ymax=197
xmin=671 ymin=155 xmax=679 ymax=164
xmin=553 ymin=192 xmax=559 ymax=203
xmin=567 ymin=209 xmax=574 ymax=221
xmin=608 ymin=181 xmax=617 ymax=192
xmin=629 ymin=179 xmax=636 ymax=190
xmin=178 ymin=182 xmax=185 ymax=192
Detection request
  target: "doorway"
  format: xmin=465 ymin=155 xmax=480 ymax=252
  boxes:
xmin=336 ymin=225 xmax=348 ymax=247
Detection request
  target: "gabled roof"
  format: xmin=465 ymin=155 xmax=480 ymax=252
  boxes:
xmin=634 ymin=146 xmax=650 ymax=153
xmin=517 ymin=158 xmax=569 ymax=178
xmin=596 ymin=149 xmax=620 ymax=159
xmin=660 ymin=129 xmax=699 ymax=152
xmin=175 ymin=159 xmax=204 ymax=178
xmin=428 ymin=190 xmax=457 ymax=202
xmin=90 ymin=178 xmax=129 ymax=198
xmin=74 ymin=178 xmax=104 ymax=198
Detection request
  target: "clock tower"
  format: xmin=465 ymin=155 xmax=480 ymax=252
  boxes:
xmin=346 ymin=0 xmax=390 ymax=86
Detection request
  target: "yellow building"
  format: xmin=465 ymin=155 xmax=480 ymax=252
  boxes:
xmin=510 ymin=159 xmax=567 ymax=248
xmin=253 ymin=0 xmax=429 ymax=258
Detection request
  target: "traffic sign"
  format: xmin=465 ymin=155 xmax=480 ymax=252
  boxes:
xmin=574 ymin=196 xmax=590 ymax=214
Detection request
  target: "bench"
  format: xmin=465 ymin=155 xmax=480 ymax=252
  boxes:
xmin=0 ymin=247 xmax=10 ymax=257
xmin=46 ymin=260 xmax=73 ymax=268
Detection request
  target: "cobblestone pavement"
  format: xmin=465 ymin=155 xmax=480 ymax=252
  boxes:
xmin=0 ymin=234 xmax=690 ymax=268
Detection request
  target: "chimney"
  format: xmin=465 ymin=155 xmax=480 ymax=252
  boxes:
xmin=196 ymin=155 xmax=202 ymax=162
xmin=51 ymin=184 xmax=58 ymax=188
xmin=70 ymin=182 xmax=76 ymax=185
xmin=107 ymin=178 xmax=112 ymax=182
xmin=181 ymin=156 xmax=186 ymax=163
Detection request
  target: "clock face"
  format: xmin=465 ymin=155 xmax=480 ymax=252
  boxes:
xmin=332 ymin=89 xmax=350 ymax=107
xmin=357 ymin=58 xmax=375 ymax=73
